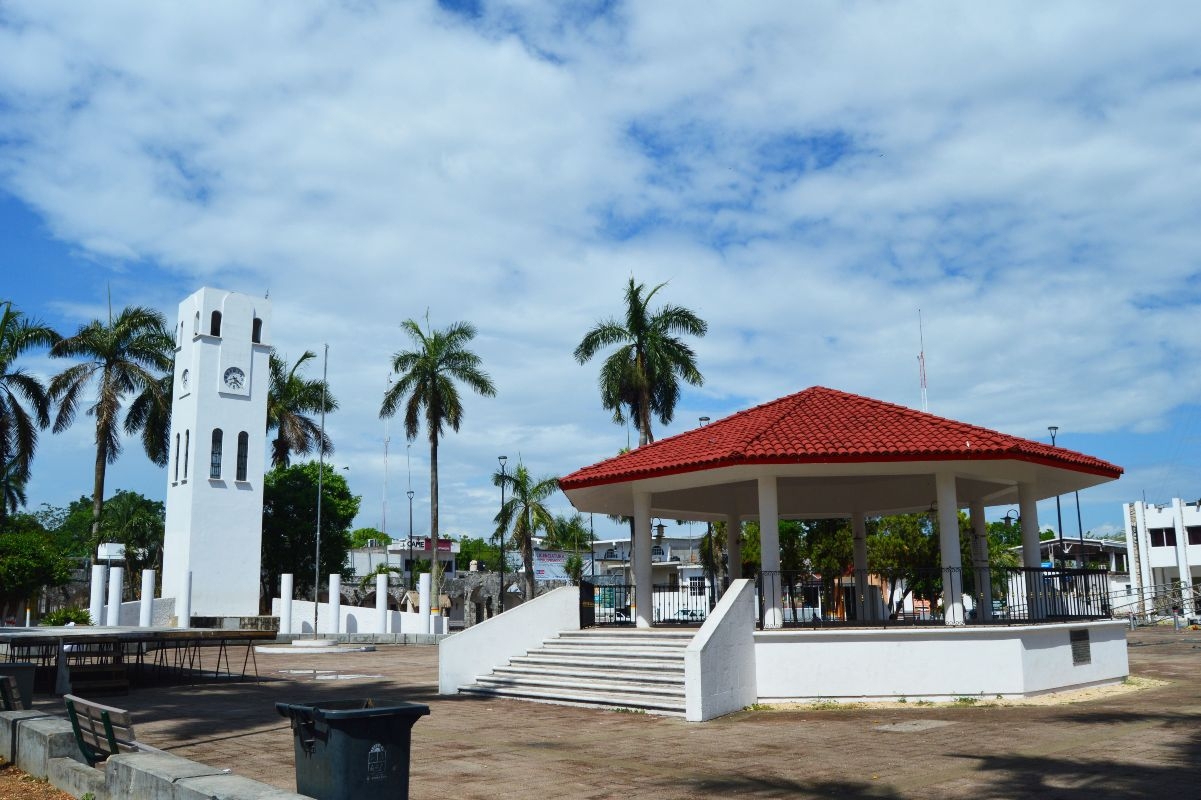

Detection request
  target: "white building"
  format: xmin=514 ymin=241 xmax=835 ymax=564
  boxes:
xmin=161 ymin=288 xmax=271 ymax=618
xmin=1123 ymin=497 xmax=1201 ymax=616
xmin=347 ymin=537 xmax=460 ymax=585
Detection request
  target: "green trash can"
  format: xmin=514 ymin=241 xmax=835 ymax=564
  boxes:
xmin=276 ymin=699 xmax=429 ymax=800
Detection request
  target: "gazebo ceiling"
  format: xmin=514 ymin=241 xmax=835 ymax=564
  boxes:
xmin=560 ymin=387 xmax=1123 ymax=520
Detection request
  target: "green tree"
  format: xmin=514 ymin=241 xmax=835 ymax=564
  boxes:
xmin=493 ymin=461 xmax=558 ymax=600
xmin=95 ymin=490 xmax=166 ymax=590
xmin=0 ymin=515 xmax=72 ymax=622
xmin=260 ymin=461 xmax=360 ymax=606
xmin=48 ymin=306 xmax=173 ymax=547
xmin=455 ymin=536 xmax=500 ymax=571
xmin=379 ymin=318 xmax=496 ymax=544
xmin=868 ymin=514 xmax=939 ymax=613
xmin=348 ymin=527 xmax=390 ymax=549
xmin=33 ymin=496 xmax=94 ymax=558
xmin=544 ymin=512 xmax=593 ymax=552
xmin=267 ymin=349 xmax=337 ymax=469
xmin=573 ymin=277 xmax=707 ymax=447
xmin=0 ymin=301 xmax=60 ymax=519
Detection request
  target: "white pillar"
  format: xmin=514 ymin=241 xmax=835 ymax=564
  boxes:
xmin=725 ymin=514 xmax=742 ymax=581
xmin=89 ymin=565 xmax=106 ymax=626
xmin=758 ymin=476 xmax=781 ymax=627
xmin=418 ymin=572 xmax=431 ymax=632
xmin=376 ymin=573 xmax=389 ymax=634
xmin=851 ymin=511 xmax=870 ymax=622
xmin=1018 ymin=482 xmax=1044 ymax=619
xmin=139 ymin=570 xmax=156 ymax=627
xmin=280 ymin=573 xmax=293 ymax=636
xmin=177 ymin=571 xmax=192 ymax=628
xmin=105 ymin=566 xmax=124 ymax=626
xmin=969 ymin=501 xmax=992 ymax=622
xmin=935 ymin=472 xmax=964 ymax=625
xmin=329 ymin=574 xmax=341 ymax=635
xmin=1171 ymin=499 xmax=1194 ymax=615
xmin=633 ymin=491 xmax=653 ymax=628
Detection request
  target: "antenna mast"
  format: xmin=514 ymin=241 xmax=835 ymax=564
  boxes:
xmin=917 ymin=309 xmax=929 ymax=412
xmin=382 ymin=375 xmax=391 ymax=537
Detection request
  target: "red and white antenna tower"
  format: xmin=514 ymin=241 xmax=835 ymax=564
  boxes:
xmin=917 ymin=309 xmax=929 ymax=412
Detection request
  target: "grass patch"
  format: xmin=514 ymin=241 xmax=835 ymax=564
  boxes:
xmin=613 ymin=707 xmax=645 ymax=715
xmin=952 ymin=697 xmax=979 ymax=706
xmin=743 ymin=703 xmax=774 ymax=712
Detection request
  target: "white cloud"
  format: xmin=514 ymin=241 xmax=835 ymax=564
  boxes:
xmin=4 ymin=1 xmax=1201 ymax=539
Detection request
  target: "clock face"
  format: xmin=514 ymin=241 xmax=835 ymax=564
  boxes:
xmin=223 ymin=367 xmax=246 ymax=391
xmin=181 ymin=369 xmax=190 ymax=389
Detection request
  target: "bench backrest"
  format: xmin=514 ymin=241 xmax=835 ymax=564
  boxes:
xmin=64 ymin=694 xmax=139 ymax=766
xmin=0 ymin=674 xmax=22 ymax=711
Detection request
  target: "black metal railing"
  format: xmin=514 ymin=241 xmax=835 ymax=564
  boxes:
xmin=583 ymin=577 xmax=722 ymax=627
xmin=755 ymin=566 xmax=1114 ymax=630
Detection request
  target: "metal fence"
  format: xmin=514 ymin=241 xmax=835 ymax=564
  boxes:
xmin=584 ymin=579 xmax=717 ymax=627
xmin=755 ymin=565 xmax=1114 ymax=630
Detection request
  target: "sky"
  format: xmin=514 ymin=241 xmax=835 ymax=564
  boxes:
xmin=3 ymin=1 xmax=1201 ymax=546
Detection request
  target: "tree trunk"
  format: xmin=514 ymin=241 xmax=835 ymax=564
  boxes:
xmin=523 ymin=513 xmax=535 ymax=601
xmin=89 ymin=437 xmax=108 ymax=559
xmin=428 ymin=427 xmax=440 ymax=606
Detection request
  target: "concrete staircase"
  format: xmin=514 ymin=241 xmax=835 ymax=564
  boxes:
xmin=458 ymin=628 xmax=694 ymax=715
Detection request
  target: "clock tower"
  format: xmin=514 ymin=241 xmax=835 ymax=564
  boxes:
xmin=161 ymin=288 xmax=271 ymax=618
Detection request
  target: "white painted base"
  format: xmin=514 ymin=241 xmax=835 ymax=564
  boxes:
xmin=753 ymin=620 xmax=1129 ymax=702
xmin=270 ymin=598 xmax=446 ymax=635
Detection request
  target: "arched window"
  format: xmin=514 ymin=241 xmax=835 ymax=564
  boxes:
xmin=176 ymin=322 xmax=183 ymax=347
xmin=183 ymin=430 xmax=190 ymax=480
xmin=173 ymin=433 xmax=180 ymax=483
xmin=210 ymin=311 xmax=222 ymax=337
xmin=210 ymin=429 xmax=223 ymax=479
xmin=193 ymin=312 xmax=200 ymax=335
xmin=236 ymin=432 xmax=249 ymax=481
xmin=252 ymin=317 xmax=262 ymax=344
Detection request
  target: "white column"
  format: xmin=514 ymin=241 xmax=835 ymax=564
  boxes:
xmin=105 ymin=566 xmax=124 ymax=626
xmin=1171 ymin=499 xmax=1194 ymax=615
xmin=139 ymin=570 xmax=156 ymax=627
xmin=280 ymin=573 xmax=293 ymax=635
xmin=725 ymin=514 xmax=742 ymax=581
xmin=177 ymin=571 xmax=192 ymax=628
xmin=851 ymin=511 xmax=870 ymax=621
xmin=1018 ymin=482 xmax=1043 ymax=619
xmin=633 ymin=491 xmax=653 ymax=628
xmin=376 ymin=573 xmax=389 ymax=634
xmin=329 ymin=574 xmax=341 ymax=635
xmin=935 ymin=472 xmax=964 ymax=625
xmin=758 ymin=476 xmax=781 ymax=627
xmin=969 ymin=501 xmax=992 ymax=622
xmin=88 ymin=565 xmax=106 ymax=627
xmin=418 ymin=572 xmax=431 ymax=633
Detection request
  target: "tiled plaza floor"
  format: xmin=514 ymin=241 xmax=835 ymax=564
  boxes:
xmin=31 ymin=626 xmax=1201 ymax=799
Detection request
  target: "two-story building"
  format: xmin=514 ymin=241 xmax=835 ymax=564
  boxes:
xmin=1123 ymin=498 xmax=1201 ymax=617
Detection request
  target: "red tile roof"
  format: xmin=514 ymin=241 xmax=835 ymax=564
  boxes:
xmin=559 ymin=386 xmax=1122 ymax=489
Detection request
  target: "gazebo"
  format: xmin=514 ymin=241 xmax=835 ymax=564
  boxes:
xmin=440 ymin=387 xmax=1130 ymax=721
xmin=560 ymin=386 xmax=1122 ymax=628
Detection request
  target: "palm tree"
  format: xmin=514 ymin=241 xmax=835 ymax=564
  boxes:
xmin=493 ymin=461 xmax=558 ymax=600
xmin=267 ymin=349 xmax=337 ymax=469
xmin=1 ymin=459 xmax=27 ymax=517
xmin=0 ymin=301 xmax=60 ymax=519
xmin=48 ymin=305 xmax=173 ymax=546
xmin=574 ymin=277 xmax=707 ymax=447
xmin=379 ymin=318 xmax=496 ymax=544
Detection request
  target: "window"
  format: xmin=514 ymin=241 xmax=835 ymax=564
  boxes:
xmin=1150 ymin=528 xmax=1176 ymax=547
xmin=210 ymin=429 xmax=223 ymax=479
xmin=252 ymin=317 xmax=262 ymax=343
xmin=668 ymin=573 xmax=680 ymax=591
xmin=236 ymin=432 xmax=249 ymax=481
xmin=689 ymin=576 xmax=705 ymax=597
xmin=210 ymin=311 xmax=222 ymax=337
xmin=173 ymin=433 xmax=180 ymax=482
xmin=183 ymin=430 xmax=189 ymax=480
xmin=1187 ymin=526 xmax=1201 ymax=546
xmin=176 ymin=322 xmax=182 ymax=347
xmin=193 ymin=311 xmax=199 ymax=335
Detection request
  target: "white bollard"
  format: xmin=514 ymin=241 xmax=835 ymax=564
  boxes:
xmin=177 ymin=571 xmax=192 ymax=628
xmin=89 ymin=565 xmax=107 ymax=626
xmin=105 ymin=567 xmax=124 ymax=626
xmin=280 ymin=573 xmax=294 ymax=636
xmin=329 ymin=574 xmax=341 ymax=636
xmin=139 ymin=569 xmax=156 ymax=627
xmin=418 ymin=573 xmax=431 ymax=633
xmin=376 ymin=573 xmax=388 ymax=634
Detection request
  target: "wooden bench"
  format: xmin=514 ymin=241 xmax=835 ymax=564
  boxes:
xmin=63 ymin=694 xmax=164 ymax=766
xmin=0 ymin=674 xmax=24 ymax=711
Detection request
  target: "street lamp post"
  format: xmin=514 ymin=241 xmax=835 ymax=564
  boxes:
xmin=406 ymin=489 xmax=415 ymax=591
xmin=1049 ymin=426 xmax=1064 ymax=567
xmin=498 ymin=455 xmax=508 ymax=613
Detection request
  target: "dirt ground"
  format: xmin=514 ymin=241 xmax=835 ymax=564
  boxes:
xmin=0 ymin=760 xmax=72 ymax=800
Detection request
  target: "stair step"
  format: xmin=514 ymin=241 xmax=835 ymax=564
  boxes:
xmin=510 ymin=655 xmax=684 ymax=672
xmin=460 ymin=684 xmax=686 ymax=714
xmin=536 ymin=644 xmax=687 ymax=659
xmin=488 ymin=668 xmax=685 ymax=691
